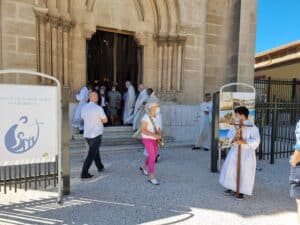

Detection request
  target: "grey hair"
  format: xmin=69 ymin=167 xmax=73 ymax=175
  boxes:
xmin=145 ymin=99 xmax=159 ymax=113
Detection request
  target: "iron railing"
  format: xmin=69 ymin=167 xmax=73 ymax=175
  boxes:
xmin=0 ymin=158 xmax=58 ymax=194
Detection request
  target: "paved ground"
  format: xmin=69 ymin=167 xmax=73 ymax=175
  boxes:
xmin=0 ymin=146 xmax=298 ymax=225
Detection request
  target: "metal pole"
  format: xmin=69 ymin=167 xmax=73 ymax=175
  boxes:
xmin=270 ymin=96 xmax=277 ymax=164
xmin=210 ymin=92 xmax=219 ymax=172
xmin=62 ymin=86 xmax=70 ymax=195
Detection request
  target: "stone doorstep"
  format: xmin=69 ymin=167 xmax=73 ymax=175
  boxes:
xmin=70 ymin=141 xmax=191 ymax=156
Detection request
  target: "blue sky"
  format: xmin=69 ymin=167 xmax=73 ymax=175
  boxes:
xmin=256 ymin=0 xmax=300 ymax=53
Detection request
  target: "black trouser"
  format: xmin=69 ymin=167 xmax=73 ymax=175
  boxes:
xmin=81 ymin=135 xmax=104 ymax=176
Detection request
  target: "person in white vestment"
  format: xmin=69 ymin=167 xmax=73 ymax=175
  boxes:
xmin=220 ymin=106 xmax=260 ymax=200
xmin=133 ymin=84 xmax=148 ymax=130
xmin=123 ymin=81 xmax=136 ymax=125
xmin=72 ymin=82 xmax=93 ymax=134
xmin=192 ymin=93 xmax=213 ymax=151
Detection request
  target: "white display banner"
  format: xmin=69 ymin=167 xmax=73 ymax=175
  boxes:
xmin=0 ymin=84 xmax=58 ymax=165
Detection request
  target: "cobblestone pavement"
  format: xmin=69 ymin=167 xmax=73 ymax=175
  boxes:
xmin=0 ymin=146 xmax=297 ymax=225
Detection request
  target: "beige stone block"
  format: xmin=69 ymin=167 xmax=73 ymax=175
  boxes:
xmin=206 ymin=14 xmax=224 ymax=25
xmin=185 ymin=48 xmax=201 ymax=59
xmin=18 ymin=37 xmax=36 ymax=54
xmin=14 ymin=0 xmax=36 ymax=5
xmin=2 ymin=1 xmax=17 ymax=17
xmin=18 ymin=4 xmax=35 ymax=20
xmin=184 ymin=59 xmax=201 ymax=71
xmin=4 ymin=52 xmax=36 ymax=69
xmin=206 ymin=24 xmax=223 ymax=35
xmin=2 ymin=35 xmax=17 ymax=51
xmin=206 ymin=34 xmax=225 ymax=45
xmin=3 ymin=20 xmax=36 ymax=37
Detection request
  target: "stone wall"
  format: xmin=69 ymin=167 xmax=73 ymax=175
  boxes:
xmin=0 ymin=0 xmax=257 ymax=104
xmin=1 ymin=0 xmax=38 ymax=83
xmin=177 ymin=0 xmax=207 ymax=104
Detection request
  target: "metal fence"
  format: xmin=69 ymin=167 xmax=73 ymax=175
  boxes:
xmin=255 ymin=99 xmax=300 ymax=164
xmin=0 ymin=159 xmax=58 ymax=194
xmin=254 ymin=78 xmax=300 ymax=103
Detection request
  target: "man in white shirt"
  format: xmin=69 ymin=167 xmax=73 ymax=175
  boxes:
xmin=80 ymin=92 xmax=108 ymax=179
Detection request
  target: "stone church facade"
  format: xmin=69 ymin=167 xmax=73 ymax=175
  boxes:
xmin=0 ymin=0 xmax=256 ymax=103
xmin=0 ymin=0 xmax=257 ymax=141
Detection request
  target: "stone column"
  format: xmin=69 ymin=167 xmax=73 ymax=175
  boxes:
xmin=162 ymin=43 xmax=168 ymax=90
xmin=70 ymin=24 xmax=86 ymax=92
xmin=237 ymin=0 xmax=257 ymax=85
xmin=62 ymin=22 xmax=72 ymax=87
xmin=57 ymin=25 xmax=63 ymax=83
xmin=167 ymin=42 xmax=172 ymax=91
xmin=50 ymin=17 xmax=59 ymax=79
xmin=157 ymin=44 xmax=163 ymax=91
xmin=176 ymin=43 xmax=183 ymax=91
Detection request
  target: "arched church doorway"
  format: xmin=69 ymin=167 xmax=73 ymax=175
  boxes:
xmin=86 ymin=29 xmax=143 ymax=125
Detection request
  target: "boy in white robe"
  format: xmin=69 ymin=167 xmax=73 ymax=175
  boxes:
xmin=192 ymin=93 xmax=213 ymax=151
xmin=220 ymin=106 xmax=260 ymax=200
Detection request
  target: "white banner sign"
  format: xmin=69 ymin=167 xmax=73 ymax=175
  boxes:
xmin=0 ymin=84 xmax=58 ymax=165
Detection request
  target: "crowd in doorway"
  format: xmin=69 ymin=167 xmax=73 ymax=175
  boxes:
xmin=72 ymin=80 xmax=160 ymax=131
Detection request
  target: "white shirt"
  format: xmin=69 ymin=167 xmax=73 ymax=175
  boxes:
xmin=81 ymin=102 xmax=107 ymax=138
xmin=141 ymin=114 xmax=161 ymax=140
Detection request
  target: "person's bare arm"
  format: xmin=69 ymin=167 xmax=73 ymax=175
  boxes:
xmin=101 ymin=117 xmax=108 ymax=124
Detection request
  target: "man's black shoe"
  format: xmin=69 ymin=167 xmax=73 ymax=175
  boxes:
xmin=79 ymin=130 xmax=84 ymax=134
xmin=192 ymin=146 xmax=201 ymax=150
xmin=236 ymin=193 xmax=244 ymax=200
xmin=203 ymin=148 xmax=209 ymax=151
xmin=81 ymin=173 xmax=94 ymax=179
xmin=223 ymin=189 xmax=234 ymax=196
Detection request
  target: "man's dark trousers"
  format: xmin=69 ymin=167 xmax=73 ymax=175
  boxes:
xmin=81 ymin=135 xmax=104 ymax=176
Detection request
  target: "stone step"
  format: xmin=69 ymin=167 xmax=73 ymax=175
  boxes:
xmin=70 ymin=141 xmax=191 ymax=156
xmin=70 ymin=136 xmax=175 ymax=148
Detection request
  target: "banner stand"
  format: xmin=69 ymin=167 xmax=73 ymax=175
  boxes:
xmin=211 ymin=83 xmax=256 ymax=172
xmin=0 ymin=69 xmax=63 ymax=204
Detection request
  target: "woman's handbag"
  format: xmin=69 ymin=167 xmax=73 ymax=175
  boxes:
xmin=149 ymin=116 xmax=164 ymax=147
xmin=132 ymin=128 xmax=142 ymax=140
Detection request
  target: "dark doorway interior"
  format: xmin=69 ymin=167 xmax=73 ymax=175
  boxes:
xmin=86 ymin=30 xmax=142 ymax=93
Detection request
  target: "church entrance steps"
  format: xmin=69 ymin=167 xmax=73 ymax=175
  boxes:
xmin=70 ymin=141 xmax=190 ymax=156
xmin=70 ymin=126 xmax=176 ymax=151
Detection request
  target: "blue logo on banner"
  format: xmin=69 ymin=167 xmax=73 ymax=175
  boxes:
xmin=4 ymin=116 xmax=40 ymax=154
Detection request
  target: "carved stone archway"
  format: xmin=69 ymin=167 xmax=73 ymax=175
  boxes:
xmin=34 ymin=0 xmax=186 ymax=101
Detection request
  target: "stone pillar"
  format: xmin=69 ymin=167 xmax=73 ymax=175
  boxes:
xmin=50 ymin=17 xmax=59 ymax=79
xmin=237 ymin=0 xmax=257 ymax=85
xmin=62 ymin=24 xmax=70 ymax=86
xmin=57 ymin=25 xmax=63 ymax=83
xmin=177 ymin=43 xmax=183 ymax=91
xmin=157 ymin=44 xmax=163 ymax=91
xmin=71 ymin=24 xmax=86 ymax=93
xmin=167 ymin=42 xmax=172 ymax=91
xmin=162 ymin=44 xmax=168 ymax=90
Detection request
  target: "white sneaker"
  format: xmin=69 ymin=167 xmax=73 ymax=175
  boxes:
xmin=139 ymin=167 xmax=148 ymax=176
xmin=149 ymin=178 xmax=159 ymax=185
